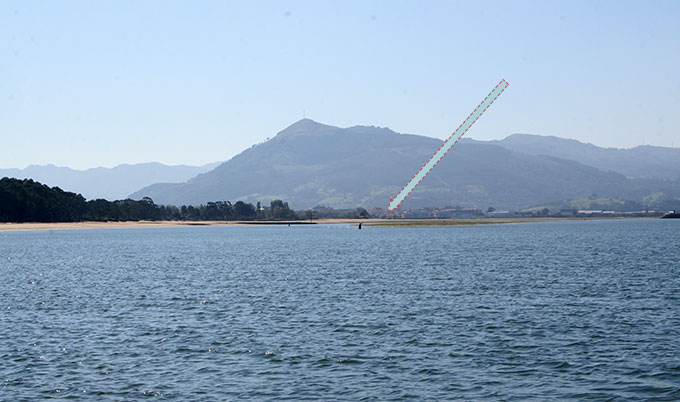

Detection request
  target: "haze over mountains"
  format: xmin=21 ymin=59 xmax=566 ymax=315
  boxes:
xmin=488 ymin=134 xmax=680 ymax=180
xmin=3 ymin=119 xmax=678 ymax=211
xmin=0 ymin=162 xmax=220 ymax=201
xmin=129 ymin=119 xmax=680 ymax=210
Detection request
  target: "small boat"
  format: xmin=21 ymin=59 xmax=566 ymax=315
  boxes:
xmin=661 ymin=210 xmax=680 ymax=219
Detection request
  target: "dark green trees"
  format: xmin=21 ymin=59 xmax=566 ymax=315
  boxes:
xmin=0 ymin=177 xmax=298 ymax=222
xmin=0 ymin=178 xmax=85 ymax=222
xmin=233 ymin=201 xmax=256 ymax=218
xmin=268 ymin=199 xmax=296 ymax=219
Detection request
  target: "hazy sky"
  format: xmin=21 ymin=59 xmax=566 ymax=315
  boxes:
xmin=2 ymin=1 xmax=679 ymax=169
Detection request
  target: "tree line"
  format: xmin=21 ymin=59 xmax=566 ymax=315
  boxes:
xmin=0 ymin=178 xmax=297 ymax=223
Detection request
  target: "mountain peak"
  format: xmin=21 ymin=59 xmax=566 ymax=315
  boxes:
xmin=128 ymin=119 xmax=680 ymax=209
xmin=275 ymin=119 xmax=340 ymax=139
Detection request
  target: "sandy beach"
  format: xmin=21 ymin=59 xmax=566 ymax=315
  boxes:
xmin=0 ymin=220 xmax=225 ymax=231
xmin=0 ymin=216 xmax=653 ymax=231
xmin=0 ymin=220 xmax=332 ymax=231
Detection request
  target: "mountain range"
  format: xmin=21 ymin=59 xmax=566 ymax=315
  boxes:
xmin=129 ymin=119 xmax=680 ymax=210
xmin=487 ymin=134 xmax=680 ymax=180
xmin=0 ymin=162 xmax=220 ymax=201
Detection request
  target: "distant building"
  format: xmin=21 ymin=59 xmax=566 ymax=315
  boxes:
xmin=515 ymin=211 xmax=534 ymax=217
xmin=402 ymin=209 xmax=430 ymax=219
xmin=557 ymin=208 xmax=578 ymax=217
xmin=368 ymin=207 xmax=384 ymax=217
xmin=434 ymin=208 xmax=482 ymax=218
xmin=488 ymin=210 xmax=515 ymax=218
xmin=576 ymin=210 xmax=616 ymax=217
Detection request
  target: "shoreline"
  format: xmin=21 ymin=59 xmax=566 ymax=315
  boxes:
xmin=0 ymin=216 xmax=656 ymax=232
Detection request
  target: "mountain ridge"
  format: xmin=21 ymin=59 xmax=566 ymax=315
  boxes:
xmin=0 ymin=161 xmax=221 ymax=201
xmin=129 ymin=119 xmax=680 ymax=210
xmin=490 ymin=133 xmax=680 ymax=179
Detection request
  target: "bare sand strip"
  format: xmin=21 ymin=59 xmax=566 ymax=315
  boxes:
xmin=364 ymin=217 xmax=655 ymax=226
xmin=0 ymin=221 xmax=229 ymax=231
xmin=0 ymin=220 xmax=326 ymax=231
xmin=0 ymin=217 xmax=651 ymax=232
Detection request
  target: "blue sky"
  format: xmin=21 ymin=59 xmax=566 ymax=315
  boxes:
xmin=2 ymin=1 xmax=679 ymax=169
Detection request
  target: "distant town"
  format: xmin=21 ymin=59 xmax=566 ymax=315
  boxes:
xmin=365 ymin=206 xmax=666 ymax=219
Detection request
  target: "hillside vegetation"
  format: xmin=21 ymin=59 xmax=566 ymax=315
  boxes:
xmin=0 ymin=178 xmax=296 ymax=222
xmin=131 ymin=119 xmax=680 ymax=210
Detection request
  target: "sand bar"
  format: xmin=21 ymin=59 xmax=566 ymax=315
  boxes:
xmin=0 ymin=217 xmax=653 ymax=232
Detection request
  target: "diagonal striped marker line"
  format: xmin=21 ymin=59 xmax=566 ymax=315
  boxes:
xmin=387 ymin=79 xmax=509 ymax=211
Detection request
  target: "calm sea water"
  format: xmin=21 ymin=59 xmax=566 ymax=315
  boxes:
xmin=1 ymin=219 xmax=679 ymax=400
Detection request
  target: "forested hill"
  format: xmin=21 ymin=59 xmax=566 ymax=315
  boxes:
xmin=0 ymin=178 xmax=87 ymax=222
xmin=0 ymin=178 xmax=297 ymax=222
xmin=130 ymin=119 xmax=680 ymax=210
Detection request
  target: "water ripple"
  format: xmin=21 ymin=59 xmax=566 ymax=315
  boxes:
xmin=1 ymin=220 xmax=679 ymax=400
